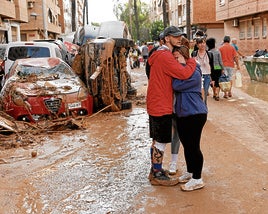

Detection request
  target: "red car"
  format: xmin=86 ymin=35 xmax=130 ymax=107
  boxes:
xmin=0 ymin=57 xmax=93 ymax=122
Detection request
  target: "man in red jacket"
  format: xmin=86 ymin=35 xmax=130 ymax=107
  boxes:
xmin=147 ymin=26 xmax=196 ymax=186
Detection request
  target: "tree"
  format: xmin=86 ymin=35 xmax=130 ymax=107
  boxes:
xmin=150 ymin=20 xmax=164 ymax=41
xmin=114 ymin=0 xmax=150 ymax=42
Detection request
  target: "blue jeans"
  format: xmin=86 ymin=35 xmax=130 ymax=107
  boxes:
xmin=202 ymin=74 xmax=211 ymax=105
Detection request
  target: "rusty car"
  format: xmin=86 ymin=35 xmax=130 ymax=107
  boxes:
xmin=0 ymin=57 xmax=93 ymax=123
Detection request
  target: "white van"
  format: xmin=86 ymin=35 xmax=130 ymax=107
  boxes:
xmin=3 ymin=41 xmax=62 ymax=75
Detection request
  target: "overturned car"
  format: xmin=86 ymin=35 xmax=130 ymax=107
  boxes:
xmin=0 ymin=57 xmax=93 ymax=123
xmin=72 ymin=37 xmax=136 ymax=111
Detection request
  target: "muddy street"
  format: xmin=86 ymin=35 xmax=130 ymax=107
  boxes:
xmin=0 ymin=65 xmax=267 ymax=214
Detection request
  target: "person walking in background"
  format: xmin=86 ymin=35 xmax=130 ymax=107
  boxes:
xmin=219 ymin=36 xmax=240 ymax=98
xmin=129 ymin=44 xmax=141 ymax=69
xmin=192 ymin=30 xmax=207 ymax=52
xmin=231 ymin=38 xmax=245 ymax=58
xmin=147 ymin=26 xmax=196 ymax=186
xmin=189 ymin=39 xmax=195 ymax=55
xmin=141 ymin=42 xmax=149 ymax=66
xmin=206 ymin=37 xmax=224 ymax=101
xmin=172 ymin=45 xmax=208 ymax=191
xmin=191 ymin=37 xmax=214 ymax=105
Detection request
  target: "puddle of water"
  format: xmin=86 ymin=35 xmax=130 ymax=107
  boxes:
xmin=241 ymin=80 xmax=268 ymax=102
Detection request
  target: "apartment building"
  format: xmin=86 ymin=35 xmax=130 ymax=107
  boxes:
xmin=0 ymin=0 xmax=28 ymax=43
xmin=216 ymin=0 xmax=268 ymax=56
xmin=0 ymin=0 xmax=84 ymax=43
xmin=19 ymin=0 xmax=62 ymax=41
xmin=150 ymin=0 xmax=224 ymax=46
xmin=58 ymin=0 xmax=83 ymax=34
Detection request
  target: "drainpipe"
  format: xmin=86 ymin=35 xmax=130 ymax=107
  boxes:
xmin=42 ymin=0 xmax=48 ymax=39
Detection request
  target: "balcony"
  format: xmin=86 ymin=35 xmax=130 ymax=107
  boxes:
xmin=0 ymin=0 xmax=16 ymax=19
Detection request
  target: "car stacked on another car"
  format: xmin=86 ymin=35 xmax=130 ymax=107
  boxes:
xmin=0 ymin=57 xmax=93 ymax=123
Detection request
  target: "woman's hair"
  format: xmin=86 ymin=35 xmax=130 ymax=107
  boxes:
xmin=195 ymin=37 xmax=206 ymax=44
xmin=181 ymin=37 xmax=190 ymax=48
xmin=206 ymin=37 xmax=216 ymax=50
xmin=172 ymin=45 xmax=189 ymax=60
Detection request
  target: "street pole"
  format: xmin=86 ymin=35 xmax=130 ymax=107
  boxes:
xmin=42 ymin=0 xmax=48 ymax=39
xmin=129 ymin=0 xmax=133 ymax=36
xmin=186 ymin=0 xmax=191 ymax=39
xmin=134 ymin=0 xmax=140 ymax=41
xmin=162 ymin=0 xmax=168 ymax=28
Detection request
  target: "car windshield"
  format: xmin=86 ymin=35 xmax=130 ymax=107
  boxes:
xmin=16 ymin=62 xmax=75 ymax=79
xmin=8 ymin=46 xmax=50 ymax=61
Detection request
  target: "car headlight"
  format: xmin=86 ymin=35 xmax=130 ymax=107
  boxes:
xmin=77 ymin=87 xmax=88 ymax=100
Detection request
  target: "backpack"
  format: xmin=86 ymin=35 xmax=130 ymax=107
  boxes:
xmin=145 ymin=46 xmax=159 ymax=79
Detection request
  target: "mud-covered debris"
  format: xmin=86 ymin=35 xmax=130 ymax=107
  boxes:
xmin=0 ymin=112 xmax=17 ymax=133
xmin=0 ymin=111 xmax=84 ymax=149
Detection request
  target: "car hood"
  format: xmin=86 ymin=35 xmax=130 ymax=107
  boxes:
xmin=6 ymin=77 xmax=86 ymax=96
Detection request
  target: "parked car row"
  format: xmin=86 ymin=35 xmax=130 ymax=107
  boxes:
xmin=0 ymin=57 xmax=93 ymax=123
xmin=0 ymin=35 xmax=135 ymax=123
xmin=0 ymin=39 xmax=95 ymax=123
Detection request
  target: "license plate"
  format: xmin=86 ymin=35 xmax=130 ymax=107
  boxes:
xmin=68 ymin=102 xmax=81 ymax=109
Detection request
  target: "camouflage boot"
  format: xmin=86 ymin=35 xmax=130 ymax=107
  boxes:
xmin=148 ymin=146 xmax=179 ymax=186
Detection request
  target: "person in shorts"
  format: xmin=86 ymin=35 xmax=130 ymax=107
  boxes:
xmin=219 ymin=36 xmax=240 ymax=98
xmin=147 ymin=26 xmax=196 ymax=186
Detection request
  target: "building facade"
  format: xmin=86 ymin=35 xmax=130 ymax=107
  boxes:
xmin=0 ymin=0 xmax=28 ymax=43
xmin=216 ymin=0 xmax=268 ymax=56
xmin=20 ymin=0 xmax=62 ymax=41
xmin=149 ymin=0 xmax=224 ymax=46
xmin=0 ymin=0 xmax=84 ymax=43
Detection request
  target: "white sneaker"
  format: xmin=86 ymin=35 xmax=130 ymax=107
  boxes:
xmin=178 ymin=172 xmax=193 ymax=183
xmin=168 ymin=163 xmax=177 ymax=175
xmin=180 ymin=178 xmax=205 ymax=191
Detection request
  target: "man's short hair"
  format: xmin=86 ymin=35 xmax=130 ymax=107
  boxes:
xmin=223 ymin=36 xmax=231 ymax=43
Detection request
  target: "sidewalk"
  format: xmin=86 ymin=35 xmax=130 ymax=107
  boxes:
xmin=130 ymin=65 xmax=268 ymax=213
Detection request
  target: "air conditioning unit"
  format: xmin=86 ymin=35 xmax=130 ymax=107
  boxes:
xmin=233 ymin=19 xmax=239 ymax=27
xmin=28 ymin=2 xmax=34 ymax=9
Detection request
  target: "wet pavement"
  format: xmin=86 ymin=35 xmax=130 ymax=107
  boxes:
xmin=0 ymin=64 xmax=267 ymax=214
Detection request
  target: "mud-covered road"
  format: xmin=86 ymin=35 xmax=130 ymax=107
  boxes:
xmin=0 ymin=65 xmax=267 ymax=214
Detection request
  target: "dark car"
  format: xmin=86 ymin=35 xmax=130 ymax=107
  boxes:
xmin=0 ymin=57 xmax=93 ymax=122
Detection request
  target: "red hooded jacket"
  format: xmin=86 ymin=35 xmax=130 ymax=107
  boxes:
xmin=146 ymin=45 xmax=196 ymax=116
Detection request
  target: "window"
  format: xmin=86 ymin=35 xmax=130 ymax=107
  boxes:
xmin=239 ymin=21 xmax=245 ymax=39
xmin=8 ymin=47 xmax=50 ymax=61
xmin=48 ymin=9 xmax=53 ymax=23
xmin=254 ymin=19 xmax=261 ymax=38
xmin=263 ymin=18 xmax=267 ymax=38
xmin=247 ymin=20 xmax=252 ymax=38
xmin=182 ymin=4 xmax=186 ymax=21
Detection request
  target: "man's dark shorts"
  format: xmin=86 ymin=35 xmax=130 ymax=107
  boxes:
xmin=149 ymin=114 xmax=172 ymax=143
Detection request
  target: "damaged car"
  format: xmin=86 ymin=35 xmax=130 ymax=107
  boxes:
xmin=0 ymin=57 xmax=93 ymax=123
